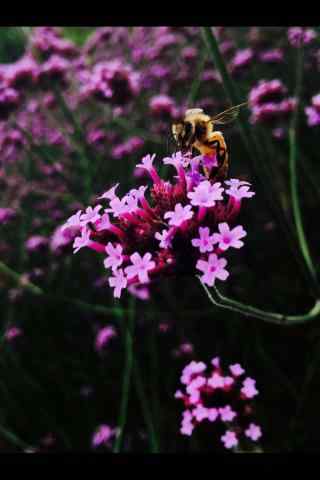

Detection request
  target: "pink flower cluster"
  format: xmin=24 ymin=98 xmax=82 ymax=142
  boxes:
xmin=64 ymin=151 xmax=254 ymax=299
xmin=175 ymin=358 xmax=262 ymax=450
xmin=305 ymin=93 xmax=320 ymax=126
xmin=249 ymin=79 xmax=297 ymax=126
xmin=287 ymin=27 xmax=317 ymax=47
xmin=80 ymin=59 xmax=140 ymax=106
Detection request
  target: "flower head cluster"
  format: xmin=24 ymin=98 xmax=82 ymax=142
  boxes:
xmin=288 ymin=27 xmax=316 ymax=47
xmin=305 ymin=93 xmax=320 ymax=127
xmin=80 ymin=59 xmax=140 ymax=106
xmin=249 ymin=79 xmax=297 ymax=126
xmin=175 ymin=358 xmax=262 ymax=451
xmin=64 ymin=151 xmax=254 ymax=299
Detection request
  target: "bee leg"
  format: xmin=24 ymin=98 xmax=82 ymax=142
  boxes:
xmin=206 ymin=134 xmax=229 ymax=180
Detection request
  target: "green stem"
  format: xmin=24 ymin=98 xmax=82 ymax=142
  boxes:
xmin=289 ymin=46 xmax=317 ymax=285
xmin=53 ymin=87 xmax=92 ymax=202
xmin=113 ymin=300 xmax=135 ymax=453
xmin=132 ymin=360 xmax=160 ymax=452
xmin=187 ymin=50 xmax=207 ymax=107
xmin=0 ymin=260 xmax=126 ymax=320
xmin=200 ymin=279 xmax=320 ymax=325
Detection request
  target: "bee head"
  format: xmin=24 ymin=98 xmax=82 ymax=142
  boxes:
xmin=172 ymin=120 xmax=194 ymax=152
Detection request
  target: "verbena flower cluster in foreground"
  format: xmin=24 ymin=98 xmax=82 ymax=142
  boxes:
xmin=63 ymin=151 xmax=255 ymax=298
xmin=175 ymin=358 xmax=262 ymax=450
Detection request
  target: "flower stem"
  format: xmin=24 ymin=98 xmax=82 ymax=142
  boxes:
xmin=132 ymin=359 xmax=160 ymax=452
xmin=187 ymin=49 xmax=207 ymax=107
xmin=200 ymin=279 xmax=320 ymax=325
xmin=289 ymin=46 xmax=318 ymax=287
xmin=113 ymin=298 xmax=135 ymax=453
xmin=0 ymin=260 xmax=125 ymax=317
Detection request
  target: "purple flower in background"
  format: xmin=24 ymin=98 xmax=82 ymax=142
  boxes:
xmin=92 ymin=424 xmax=117 ymax=448
xmin=259 ymin=49 xmax=284 ymax=63
xmin=149 ymin=94 xmax=177 ymax=117
xmin=288 ymin=27 xmax=316 ymax=47
xmin=230 ymin=48 xmax=254 ymax=73
xmin=4 ymin=326 xmax=23 ymax=341
xmin=128 ymin=283 xmax=150 ymax=301
xmin=95 ymin=326 xmax=117 ymax=352
xmin=0 ymin=207 xmax=16 ymax=224
xmin=50 ymin=224 xmax=78 ymax=254
xmin=25 ymin=235 xmax=48 ymax=252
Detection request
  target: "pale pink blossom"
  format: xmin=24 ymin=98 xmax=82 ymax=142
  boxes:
xmin=241 ymin=377 xmax=259 ymax=399
xmin=207 ymin=408 xmax=219 ymax=422
xmin=164 ymin=203 xmax=193 ymax=227
xmin=192 ymin=226 xmax=216 ymax=253
xmin=62 ymin=210 xmax=82 ymax=232
xmin=73 ymin=227 xmax=91 ymax=253
xmin=225 ymin=182 xmax=255 ymax=200
xmin=208 ymin=372 xmax=225 ymax=389
xmin=98 ymin=184 xmax=119 ymax=200
xmin=212 ymin=223 xmax=247 ymax=251
xmin=181 ymin=361 xmax=206 ymax=385
xmin=196 ymin=254 xmax=229 ymax=287
xmin=192 ymin=405 xmax=208 ymax=422
xmin=219 ymin=405 xmax=237 ymax=422
xmin=108 ymin=269 xmax=127 ymax=298
xmin=245 ymin=423 xmax=262 ymax=441
xmin=104 ymin=242 xmax=124 ymax=271
xmin=136 ymin=153 xmax=156 ymax=172
xmin=221 ymin=430 xmax=238 ymax=449
xmin=80 ymin=205 xmax=102 ymax=225
xmin=125 ymin=252 xmax=155 ymax=283
xmin=187 ymin=180 xmax=224 ymax=207
xmin=95 ymin=212 xmax=111 ymax=231
xmin=229 ymin=363 xmax=245 ymax=377
xmin=155 ymin=229 xmax=173 ymax=249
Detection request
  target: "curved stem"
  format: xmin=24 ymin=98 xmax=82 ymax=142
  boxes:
xmin=200 ymin=279 xmax=320 ymax=325
xmin=0 ymin=260 xmax=126 ymax=318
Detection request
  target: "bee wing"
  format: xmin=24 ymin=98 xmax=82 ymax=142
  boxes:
xmin=210 ymin=102 xmax=248 ymax=125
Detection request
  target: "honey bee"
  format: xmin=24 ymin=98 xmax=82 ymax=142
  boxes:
xmin=172 ymin=102 xmax=247 ymax=180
